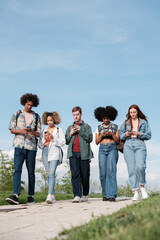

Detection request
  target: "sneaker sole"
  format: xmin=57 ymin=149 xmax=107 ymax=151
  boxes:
xmin=6 ymin=198 xmax=19 ymax=205
xmin=46 ymin=200 xmax=52 ymax=204
xmin=46 ymin=200 xmax=56 ymax=204
xmin=72 ymin=200 xmax=80 ymax=203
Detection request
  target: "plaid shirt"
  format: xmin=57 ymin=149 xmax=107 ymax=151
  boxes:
xmin=9 ymin=110 xmax=41 ymax=151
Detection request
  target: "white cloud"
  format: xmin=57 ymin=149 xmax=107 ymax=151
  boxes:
xmin=93 ymin=28 xmax=130 ymax=45
xmin=0 ymin=48 xmax=81 ymax=74
xmin=146 ymin=140 xmax=160 ymax=156
xmin=2 ymin=148 xmax=14 ymax=159
xmin=147 ymin=172 xmax=160 ymax=181
xmin=0 ymin=1 xmax=133 ymax=75
xmin=7 ymin=0 xmax=108 ymax=19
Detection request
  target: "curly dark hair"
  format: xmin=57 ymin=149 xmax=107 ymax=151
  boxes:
xmin=94 ymin=106 xmax=118 ymax=122
xmin=42 ymin=111 xmax=61 ymax=125
xmin=20 ymin=93 xmax=40 ymax=107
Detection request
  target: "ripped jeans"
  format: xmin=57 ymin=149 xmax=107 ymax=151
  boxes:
xmin=42 ymin=146 xmax=58 ymax=194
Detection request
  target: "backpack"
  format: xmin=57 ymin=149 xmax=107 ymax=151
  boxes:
xmin=57 ymin=127 xmax=63 ymax=164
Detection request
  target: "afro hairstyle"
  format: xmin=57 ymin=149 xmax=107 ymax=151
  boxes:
xmin=42 ymin=111 xmax=61 ymax=125
xmin=94 ymin=106 xmax=118 ymax=122
xmin=20 ymin=93 xmax=39 ymax=107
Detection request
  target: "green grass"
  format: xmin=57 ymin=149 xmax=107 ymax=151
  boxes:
xmin=54 ymin=194 xmax=160 ymax=240
xmin=0 ymin=191 xmax=104 ymax=205
xmin=0 ymin=183 xmax=133 ymax=205
xmin=0 ymin=191 xmax=103 ymax=205
xmin=0 ymin=191 xmax=74 ymax=205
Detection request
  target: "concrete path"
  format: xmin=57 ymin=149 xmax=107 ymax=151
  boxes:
xmin=0 ymin=197 xmax=133 ymax=240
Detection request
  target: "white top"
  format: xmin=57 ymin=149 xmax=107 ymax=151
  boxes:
xmin=131 ymin=127 xmax=138 ymax=138
xmin=38 ymin=127 xmax=65 ymax=162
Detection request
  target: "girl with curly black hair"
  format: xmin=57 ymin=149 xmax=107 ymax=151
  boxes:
xmin=39 ymin=111 xmax=65 ymax=204
xmin=94 ymin=106 xmax=119 ymax=202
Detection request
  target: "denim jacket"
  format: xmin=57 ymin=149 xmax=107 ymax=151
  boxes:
xmin=119 ymin=118 xmax=151 ymax=141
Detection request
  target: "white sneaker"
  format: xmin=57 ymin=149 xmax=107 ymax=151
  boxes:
xmin=140 ymin=187 xmax=149 ymax=199
xmin=72 ymin=196 xmax=81 ymax=203
xmin=46 ymin=194 xmax=56 ymax=204
xmin=81 ymin=195 xmax=89 ymax=202
xmin=132 ymin=192 xmax=139 ymax=201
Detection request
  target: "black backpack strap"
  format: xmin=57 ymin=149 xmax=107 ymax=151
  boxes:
xmin=34 ymin=113 xmax=38 ymax=132
xmin=15 ymin=110 xmax=22 ymax=127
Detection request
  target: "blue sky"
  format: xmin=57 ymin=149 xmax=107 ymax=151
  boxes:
xmin=0 ymin=0 xmax=160 ymax=188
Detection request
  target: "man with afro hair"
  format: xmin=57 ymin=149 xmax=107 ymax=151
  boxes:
xmin=6 ymin=93 xmax=41 ymax=205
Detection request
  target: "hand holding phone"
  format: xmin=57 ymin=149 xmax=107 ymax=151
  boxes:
xmin=44 ymin=131 xmax=49 ymax=139
xmin=125 ymin=131 xmax=132 ymax=136
xmin=72 ymin=124 xmax=77 ymax=130
xmin=25 ymin=126 xmax=32 ymax=132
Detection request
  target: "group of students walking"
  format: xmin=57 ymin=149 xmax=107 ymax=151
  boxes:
xmin=6 ymin=93 xmax=151 ymax=205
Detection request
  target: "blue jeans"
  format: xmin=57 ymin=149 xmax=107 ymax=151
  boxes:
xmin=13 ymin=147 xmax=36 ymax=195
xmin=69 ymin=152 xmax=90 ymax=197
xmin=99 ymin=143 xmax=118 ymax=198
xmin=124 ymin=138 xmax=147 ymax=191
xmin=42 ymin=146 xmax=58 ymax=194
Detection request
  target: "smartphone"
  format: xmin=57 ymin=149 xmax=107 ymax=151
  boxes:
xmin=44 ymin=131 xmax=49 ymax=134
xmin=26 ymin=126 xmax=31 ymax=132
xmin=72 ymin=124 xmax=77 ymax=129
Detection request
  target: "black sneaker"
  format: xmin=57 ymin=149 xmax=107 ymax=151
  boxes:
xmin=103 ymin=197 xmax=109 ymax=201
xmin=6 ymin=195 xmax=19 ymax=205
xmin=27 ymin=196 xmax=35 ymax=204
xmin=108 ymin=197 xmax=115 ymax=202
